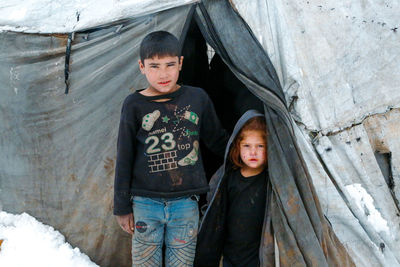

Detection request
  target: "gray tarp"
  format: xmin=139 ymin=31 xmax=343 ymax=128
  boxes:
xmin=233 ymin=0 xmax=400 ymax=133
xmin=195 ymin=1 xmax=353 ymax=266
xmin=0 ymin=0 xmax=198 ymax=33
xmin=1 ymin=0 xmax=398 ymax=266
xmin=232 ymin=1 xmax=400 ymax=266
xmin=0 ymin=5 xmax=192 ymax=266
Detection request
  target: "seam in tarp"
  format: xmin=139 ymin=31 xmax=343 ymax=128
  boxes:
xmin=309 ymin=107 xmax=400 ymax=142
xmin=64 ymin=32 xmax=74 ymax=94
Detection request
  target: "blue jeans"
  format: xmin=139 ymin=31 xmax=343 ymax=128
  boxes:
xmin=132 ymin=196 xmax=199 ymax=267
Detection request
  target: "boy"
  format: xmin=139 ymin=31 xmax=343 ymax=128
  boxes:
xmin=113 ymin=31 xmax=228 ymax=266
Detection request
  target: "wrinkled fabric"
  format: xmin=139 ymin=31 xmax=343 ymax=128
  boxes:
xmin=230 ymin=1 xmax=400 ymax=266
xmin=231 ymin=0 xmax=400 ymax=134
xmin=0 ymin=0 xmax=199 ymax=33
xmin=1 ymin=0 xmax=379 ymax=266
xmin=0 ymin=5 xmax=193 ymax=267
xmin=196 ymin=1 xmax=355 ymax=266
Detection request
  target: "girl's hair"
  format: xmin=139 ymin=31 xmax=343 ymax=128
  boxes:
xmin=229 ymin=116 xmax=268 ymax=169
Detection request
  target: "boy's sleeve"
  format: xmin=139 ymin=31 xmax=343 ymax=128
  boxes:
xmin=113 ymin=102 xmax=137 ymax=215
xmin=200 ymin=95 xmax=229 ymax=158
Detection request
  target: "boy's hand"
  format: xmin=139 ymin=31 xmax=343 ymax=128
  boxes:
xmin=116 ymin=213 xmax=134 ymax=235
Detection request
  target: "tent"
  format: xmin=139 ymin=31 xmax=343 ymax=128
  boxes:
xmin=1 ymin=0 xmax=399 ymax=266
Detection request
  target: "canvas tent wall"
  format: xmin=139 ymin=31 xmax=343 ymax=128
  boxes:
xmin=0 ymin=2 xmax=197 ymax=266
xmin=1 ymin=0 xmax=399 ymax=266
xmin=230 ymin=1 xmax=400 ymax=266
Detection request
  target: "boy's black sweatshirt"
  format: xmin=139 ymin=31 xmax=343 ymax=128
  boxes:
xmin=114 ymin=85 xmax=229 ymax=215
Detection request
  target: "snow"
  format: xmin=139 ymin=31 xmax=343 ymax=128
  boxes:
xmin=0 ymin=0 xmax=198 ymax=33
xmin=345 ymin=184 xmax=390 ymax=234
xmin=8 ymin=8 xmax=27 ymax=21
xmin=0 ymin=211 xmax=98 ymax=267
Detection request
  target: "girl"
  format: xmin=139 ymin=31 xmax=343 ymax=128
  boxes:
xmin=195 ymin=110 xmax=268 ymax=267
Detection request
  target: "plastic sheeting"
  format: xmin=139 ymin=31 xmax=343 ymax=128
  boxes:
xmin=294 ymin=115 xmax=400 ymax=266
xmin=1 ymin=0 xmax=399 ymax=266
xmin=233 ymin=0 xmax=400 ymax=134
xmin=195 ymin=2 xmax=353 ymax=266
xmin=0 ymin=5 xmax=193 ymax=266
xmin=314 ymin=110 xmax=400 ymax=266
xmin=232 ymin=1 xmax=400 ymax=266
xmin=0 ymin=0 xmax=198 ymax=33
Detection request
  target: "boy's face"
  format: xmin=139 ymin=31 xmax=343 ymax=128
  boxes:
xmin=138 ymin=55 xmax=183 ymax=95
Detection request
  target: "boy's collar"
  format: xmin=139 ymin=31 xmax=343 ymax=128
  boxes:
xmin=136 ymin=85 xmax=185 ymax=101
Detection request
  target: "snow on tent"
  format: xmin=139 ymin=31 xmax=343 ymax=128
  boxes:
xmin=0 ymin=0 xmax=399 ymax=266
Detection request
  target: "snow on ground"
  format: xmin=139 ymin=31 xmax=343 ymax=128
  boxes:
xmin=0 ymin=211 xmax=98 ymax=267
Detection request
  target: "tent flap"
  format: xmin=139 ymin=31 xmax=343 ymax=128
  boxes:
xmin=196 ymin=1 xmax=355 ymax=266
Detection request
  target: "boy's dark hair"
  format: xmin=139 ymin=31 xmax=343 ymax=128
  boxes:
xmin=140 ymin=31 xmax=180 ymax=63
xmin=229 ymin=116 xmax=268 ymax=169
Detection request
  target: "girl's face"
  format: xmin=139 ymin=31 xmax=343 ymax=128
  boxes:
xmin=239 ymin=130 xmax=267 ymax=173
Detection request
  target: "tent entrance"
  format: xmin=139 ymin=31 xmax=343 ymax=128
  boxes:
xmin=178 ymin=16 xmax=264 ymax=184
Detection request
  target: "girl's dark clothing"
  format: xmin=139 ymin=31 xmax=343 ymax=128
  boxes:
xmin=194 ymin=110 xmax=269 ymax=267
xmin=223 ymin=169 xmax=267 ymax=266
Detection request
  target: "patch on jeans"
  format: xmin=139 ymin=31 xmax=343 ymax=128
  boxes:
xmin=187 ymin=228 xmax=195 ymax=237
xmin=187 ymin=221 xmax=196 ymax=238
xmin=135 ymin=221 xmax=148 ymax=233
xmin=174 ymin=238 xmax=187 ymax=244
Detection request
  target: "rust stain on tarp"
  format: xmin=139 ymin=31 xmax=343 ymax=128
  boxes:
xmin=93 ymin=233 xmax=105 ymax=251
xmin=286 ymin=193 xmax=300 ymax=215
xmin=69 ymin=174 xmax=77 ymax=182
xmin=12 ymin=33 xmax=69 ymax=64
xmin=50 ymin=34 xmax=70 ymax=47
xmin=104 ymin=157 xmax=115 ymax=179
xmin=277 ymin=247 xmax=298 ymax=266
